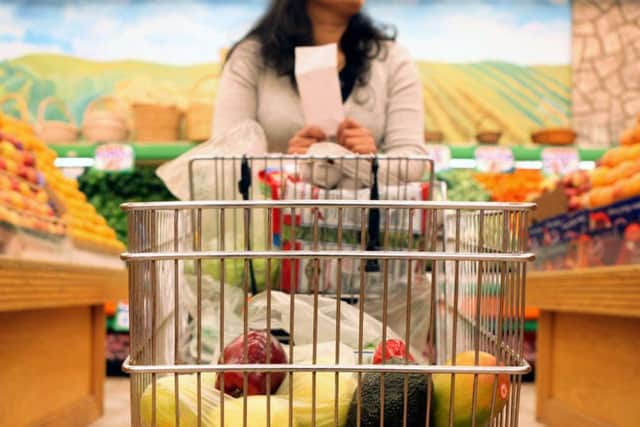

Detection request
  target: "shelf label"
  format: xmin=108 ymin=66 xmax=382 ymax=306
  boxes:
xmin=475 ymin=146 xmax=514 ymax=173
xmin=424 ymin=144 xmax=451 ymax=171
xmin=542 ymin=147 xmax=579 ymax=176
xmin=94 ymin=143 xmax=134 ymax=172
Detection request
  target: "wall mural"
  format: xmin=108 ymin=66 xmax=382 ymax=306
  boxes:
xmin=0 ymin=0 xmax=571 ymax=145
xmin=572 ymin=0 xmax=640 ymax=148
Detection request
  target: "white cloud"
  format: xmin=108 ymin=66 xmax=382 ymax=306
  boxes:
xmin=400 ymin=8 xmax=570 ymax=64
xmin=0 ymin=7 xmax=26 ymax=39
xmin=0 ymin=41 xmax=64 ymax=60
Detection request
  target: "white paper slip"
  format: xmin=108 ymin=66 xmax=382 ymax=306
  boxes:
xmin=295 ymin=43 xmax=345 ymax=138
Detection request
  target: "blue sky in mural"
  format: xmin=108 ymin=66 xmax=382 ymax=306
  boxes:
xmin=0 ymin=0 xmax=570 ymax=65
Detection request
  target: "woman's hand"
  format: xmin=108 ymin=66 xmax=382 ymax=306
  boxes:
xmin=337 ymin=118 xmax=377 ymax=154
xmin=287 ymin=126 xmax=327 ymax=154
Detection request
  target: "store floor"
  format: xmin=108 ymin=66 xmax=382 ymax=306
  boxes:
xmin=91 ymin=378 xmax=544 ymax=427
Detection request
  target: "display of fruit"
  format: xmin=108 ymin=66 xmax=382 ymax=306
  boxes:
xmin=581 ymin=140 xmax=640 ymax=208
xmin=474 ymin=169 xmax=548 ymax=202
xmin=0 ymin=112 xmax=123 ymax=253
xmin=346 ymin=357 xmax=429 ymax=427
xmin=215 ymin=330 xmax=288 ymax=397
xmin=431 ymin=351 xmax=510 ymax=427
xmin=437 ymin=169 xmax=490 ymax=202
xmin=560 ymin=170 xmax=591 ymax=211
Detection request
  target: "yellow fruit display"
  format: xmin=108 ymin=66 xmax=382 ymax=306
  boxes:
xmin=0 ymin=112 xmax=123 ymax=254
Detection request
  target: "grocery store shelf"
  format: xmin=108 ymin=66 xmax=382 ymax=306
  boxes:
xmin=527 ymin=265 xmax=640 ymax=318
xmin=0 ymin=258 xmax=127 ymax=312
xmin=49 ymin=141 xmax=606 ymax=163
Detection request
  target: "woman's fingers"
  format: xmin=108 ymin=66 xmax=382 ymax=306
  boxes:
xmin=287 ymin=136 xmax=316 ymax=154
xmin=341 ymin=128 xmax=372 ymax=139
xmin=297 ymin=126 xmax=327 ymax=141
xmin=337 ymin=117 xmax=360 ymax=142
xmin=342 ymin=136 xmax=377 ymax=154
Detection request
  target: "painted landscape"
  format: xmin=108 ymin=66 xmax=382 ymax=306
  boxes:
xmin=0 ymin=0 xmax=571 ymax=144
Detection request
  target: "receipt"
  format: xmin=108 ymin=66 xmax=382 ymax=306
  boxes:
xmin=295 ymin=43 xmax=345 ymax=139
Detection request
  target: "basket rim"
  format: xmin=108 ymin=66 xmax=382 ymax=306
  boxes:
xmin=121 ymin=198 xmax=536 ymax=212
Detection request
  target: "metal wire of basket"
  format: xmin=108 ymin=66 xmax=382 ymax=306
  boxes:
xmin=123 ymin=156 xmax=533 ymax=427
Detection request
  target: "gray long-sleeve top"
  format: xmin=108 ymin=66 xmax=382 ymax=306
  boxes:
xmin=213 ymin=39 xmax=426 ymax=180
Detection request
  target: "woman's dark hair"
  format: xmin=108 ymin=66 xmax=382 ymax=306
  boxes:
xmin=227 ymin=0 xmax=396 ymax=88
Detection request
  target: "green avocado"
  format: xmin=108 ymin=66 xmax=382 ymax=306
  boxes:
xmin=346 ymin=359 xmax=431 ymax=427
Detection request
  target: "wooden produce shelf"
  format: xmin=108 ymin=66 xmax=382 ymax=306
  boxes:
xmin=527 ymin=266 xmax=640 ymax=427
xmin=0 ymin=258 xmax=128 ymax=427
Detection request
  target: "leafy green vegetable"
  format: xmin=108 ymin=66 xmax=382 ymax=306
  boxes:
xmin=78 ymin=166 xmax=175 ymax=245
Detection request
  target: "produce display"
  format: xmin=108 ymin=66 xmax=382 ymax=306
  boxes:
xmin=474 ymin=169 xmax=549 ymax=202
xmin=0 ymin=112 xmax=123 ymax=254
xmin=139 ymin=333 xmax=510 ymax=427
xmin=438 ymin=168 xmax=549 ymax=203
xmin=0 ymin=133 xmax=63 ymax=236
xmin=559 ymin=169 xmax=590 ymax=212
xmin=437 ymin=169 xmax=490 ymax=202
xmin=78 ymin=167 xmax=175 ymax=244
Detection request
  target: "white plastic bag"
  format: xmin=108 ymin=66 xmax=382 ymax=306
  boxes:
xmin=247 ymin=291 xmax=424 ymax=360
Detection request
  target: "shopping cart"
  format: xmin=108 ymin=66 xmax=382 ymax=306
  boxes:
xmin=122 ymin=154 xmax=534 ymax=427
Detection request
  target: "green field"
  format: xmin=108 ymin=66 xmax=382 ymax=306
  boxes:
xmin=0 ymin=54 xmax=570 ymax=144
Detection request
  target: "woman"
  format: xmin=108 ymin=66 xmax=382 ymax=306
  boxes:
xmin=213 ymin=0 xmax=426 ymax=166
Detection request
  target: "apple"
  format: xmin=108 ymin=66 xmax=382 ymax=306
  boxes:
xmin=0 ymin=158 xmax=5 ymax=170
xmin=22 ymin=152 xmax=35 ymax=167
xmin=215 ymin=330 xmax=287 ymax=397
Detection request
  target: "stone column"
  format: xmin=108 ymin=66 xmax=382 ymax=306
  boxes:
xmin=572 ymin=0 xmax=640 ymax=148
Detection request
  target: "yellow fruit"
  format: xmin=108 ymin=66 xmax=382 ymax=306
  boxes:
xmin=432 ymin=351 xmax=510 ymax=427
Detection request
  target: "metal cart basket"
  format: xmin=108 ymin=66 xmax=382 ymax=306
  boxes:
xmin=122 ymin=154 xmax=534 ymax=427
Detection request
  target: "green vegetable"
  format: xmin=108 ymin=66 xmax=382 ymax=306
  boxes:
xmin=78 ymin=166 xmax=175 ymax=245
xmin=346 ymin=359 xmax=430 ymax=427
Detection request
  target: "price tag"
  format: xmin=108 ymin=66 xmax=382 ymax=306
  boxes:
xmin=542 ymin=147 xmax=579 ymax=176
xmin=424 ymin=144 xmax=451 ymax=172
xmin=475 ymin=146 xmax=514 ymax=173
xmin=115 ymin=311 xmax=129 ymax=331
xmin=94 ymin=143 xmax=134 ymax=172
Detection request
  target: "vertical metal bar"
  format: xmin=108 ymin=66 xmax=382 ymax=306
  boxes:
xmin=196 ymin=208 xmax=202 ymax=427
xmin=149 ymin=210 xmax=157 ymax=427
xmin=265 ymin=207 xmax=272 ymax=427
xmin=379 ymin=207 xmax=391 ymax=427
xmin=448 ymin=209 xmax=461 ymax=427
xmin=426 ymin=208 xmax=438 ymax=427
xmin=173 ymin=209 xmax=181 ymax=427
xmin=288 ymin=206 xmax=297 ymax=427
xmin=219 ymin=208 xmax=226 ymax=427
xmin=403 ymin=209 xmax=415 ymax=427
xmin=334 ymin=207 xmax=344 ymax=427
xmin=489 ymin=212 xmax=510 ymax=423
xmin=471 ymin=210 xmax=485 ymax=427
xmin=356 ymin=207 xmax=367 ymax=427
xmin=242 ymin=208 xmax=249 ymax=427
xmin=311 ymin=205 xmax=320 ymax=427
